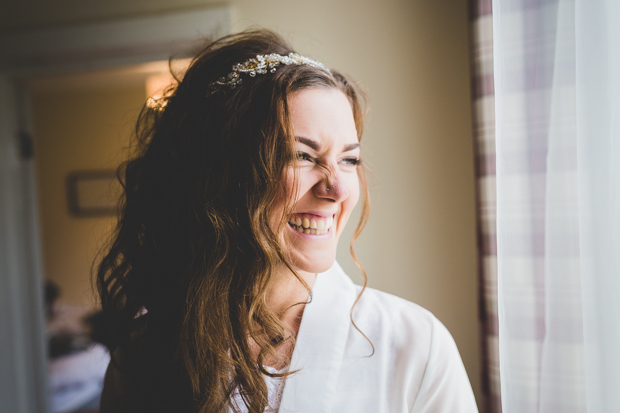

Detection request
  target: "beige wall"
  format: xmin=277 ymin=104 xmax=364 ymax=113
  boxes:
xmin=16 ymin=0 xmax=480 ymax=408
xmin=31 ymin=83 xmax=145 ymax=306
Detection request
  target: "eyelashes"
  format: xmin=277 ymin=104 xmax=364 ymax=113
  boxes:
xmin=295 ymin=151 xmax=362 ymax=166
xmin=342 ymin=157 xmax=362 ymax=166
xmin=296 ymin=151 xmax=313 ymax=162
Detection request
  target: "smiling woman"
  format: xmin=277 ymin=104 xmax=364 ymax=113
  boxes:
xmin=97 ymin=29 xmax=477 ymax=413
xmin=278 ymin=88 xmax=361 ymax=275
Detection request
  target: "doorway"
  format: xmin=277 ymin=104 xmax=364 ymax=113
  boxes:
xmin=0 ymin=6 xmax=230 ymax=412
xmin=28 ymin=62 xmax=181 ymax=412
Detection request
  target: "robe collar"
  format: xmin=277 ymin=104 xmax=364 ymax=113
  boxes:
xmin=278 ymin=261 xmax=358 ymax=412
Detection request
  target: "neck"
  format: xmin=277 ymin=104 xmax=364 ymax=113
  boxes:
xmin=250 ymin=266 xmax=316 ymax=369
xmin=266 ymin=266 xmax=316 ymax=333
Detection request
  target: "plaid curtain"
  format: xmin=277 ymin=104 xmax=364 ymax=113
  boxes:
xmin=491 ymin=0 xmax=620 ymax=411
xmin=471 ymin=1 xmax=620 ymax=411
xmin=469 ymin=1 xmax=501 ymax=412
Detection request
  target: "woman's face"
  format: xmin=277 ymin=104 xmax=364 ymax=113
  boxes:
xmin=275 ymin=87 xmax=361 ymax=274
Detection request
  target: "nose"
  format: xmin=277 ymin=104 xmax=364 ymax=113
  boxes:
xmin=314 ymin=164 xmax=349 ymax=202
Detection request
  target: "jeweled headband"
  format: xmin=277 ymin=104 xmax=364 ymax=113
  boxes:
xmin=208 ymin=52 xmax=330 ymax=94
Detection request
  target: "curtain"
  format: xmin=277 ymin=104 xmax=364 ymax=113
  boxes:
xmin=492 ymin=0 xmax=620 ymax=412
xmin=469 ymin=0 xmax=502 ymax=412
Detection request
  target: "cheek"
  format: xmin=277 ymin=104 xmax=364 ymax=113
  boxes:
xmin=269 ymin=170 xmax=295 ymax=229
xmin=291 ymin=169 xmax=322 ymax=204
xmin=269 ymin=168 xmax=313 ymax=228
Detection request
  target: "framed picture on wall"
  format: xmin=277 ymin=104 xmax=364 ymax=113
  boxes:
xmin=66 ymin=170 xmax=121 ymax=217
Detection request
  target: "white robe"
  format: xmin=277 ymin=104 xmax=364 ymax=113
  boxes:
xmin=102 ymin=262 xmax=478 ymax=412
xmin=274 ymin=262 xmax=478 ymax=413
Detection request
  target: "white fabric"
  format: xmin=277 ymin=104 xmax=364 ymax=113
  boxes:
xmin=232 ymin=365 xmax=287 ymax=413
xmin=267 ymin=262 xmax=477 ymax=413
xmin=576 ymin=3 xmax=620 ymax=412
xmin=493 ymin=0 xmax=620 ymax=411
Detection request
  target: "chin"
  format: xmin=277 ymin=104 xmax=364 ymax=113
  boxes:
xmin=291 ymin=251 xmax=336 ymax=274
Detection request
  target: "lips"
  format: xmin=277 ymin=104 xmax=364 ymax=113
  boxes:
xmin=288 ymin=213 xmax=334 ymax=235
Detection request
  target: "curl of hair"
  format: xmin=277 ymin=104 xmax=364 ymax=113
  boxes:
xmin=96 ymin=29 xmax=370 ymax=413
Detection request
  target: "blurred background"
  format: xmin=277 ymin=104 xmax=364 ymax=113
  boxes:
xmin=0 ymin=0 xmax=479 ymax=411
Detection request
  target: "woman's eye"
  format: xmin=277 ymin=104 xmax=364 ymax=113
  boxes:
xmin=341 ymin=157 xmax=361 ymax=166
xmin=296 ymin=152 xmax=313 ymax=162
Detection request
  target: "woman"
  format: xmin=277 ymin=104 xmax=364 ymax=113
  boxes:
xmin=98 ymin=30 xmax=477 ymax=412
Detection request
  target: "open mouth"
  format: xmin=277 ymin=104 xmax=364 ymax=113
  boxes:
xmin=288 ymin=214 xmax=334 ymax=235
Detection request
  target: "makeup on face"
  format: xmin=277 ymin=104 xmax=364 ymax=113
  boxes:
xmin=271 ymin=87 xmax=361 ymax=274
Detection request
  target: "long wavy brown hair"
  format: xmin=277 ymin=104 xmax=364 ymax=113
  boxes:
xmin=97 ymin=29 xmax=369 ymax=412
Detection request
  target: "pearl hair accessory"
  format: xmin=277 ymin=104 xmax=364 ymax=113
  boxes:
xmin=208 ymin=52 xmax=329 ymax=94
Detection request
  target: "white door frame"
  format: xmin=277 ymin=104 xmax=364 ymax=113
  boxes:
xmin=0 ymin=6 xmax=231 ymax=412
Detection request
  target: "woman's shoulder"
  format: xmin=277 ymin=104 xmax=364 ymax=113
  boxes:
xmin=353 ymin=283 xmax=444 ymax=343
xmin=316 ymin=265 xmax=477 ymax=411
xmin=321 ymin=262 xmax=448 ymax=347
xmin=347 ymin=283 xmax=478 ymax=411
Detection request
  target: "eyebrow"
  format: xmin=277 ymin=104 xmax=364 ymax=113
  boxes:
xmin=295 ymin=137 xmax=361 ymax=152
xmin=296 ymin=137 xmax=320 ymax=151
xmin=343 ymin=143 xmax=361 ymax=152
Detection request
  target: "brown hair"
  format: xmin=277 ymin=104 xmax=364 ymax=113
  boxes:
xmin=97 ymin=29 xmax=369 ymax=412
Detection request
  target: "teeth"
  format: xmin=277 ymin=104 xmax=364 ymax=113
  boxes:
xmin=288 ymin=215 xmax=335 ymax=235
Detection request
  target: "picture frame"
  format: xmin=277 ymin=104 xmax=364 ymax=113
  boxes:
xmin=66 ymin=170 xmax=121 ymax=217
